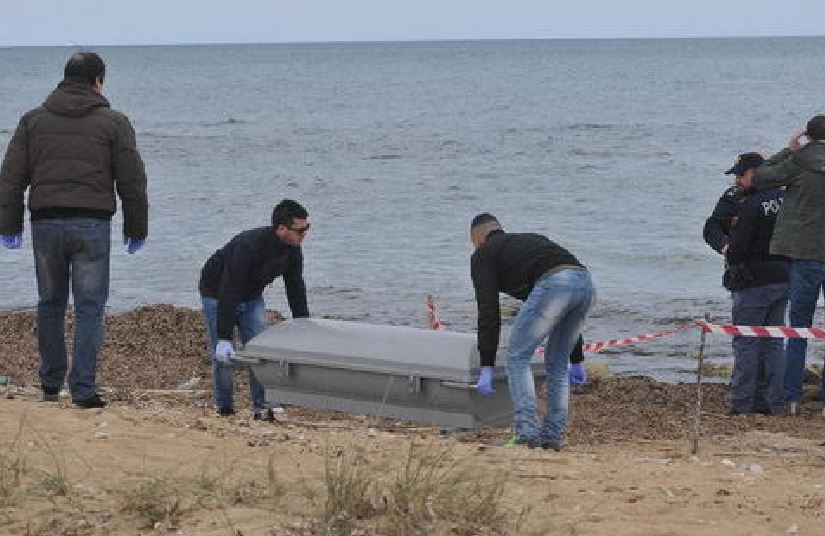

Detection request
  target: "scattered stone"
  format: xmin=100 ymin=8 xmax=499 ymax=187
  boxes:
xmin=194 ymin=418 xmax=209 ymax=431
xmin=749 ymin=464 xmax=764 ymax=474
xmin=787 ymin=524 xmax=800 ymax=534
xmin=177 ymin=376 xmax=201 ymax=390
xmin=720 ymin=459 xmax=736 ymax=468
xmin=94 ymin=431 xmax=110 ymax=439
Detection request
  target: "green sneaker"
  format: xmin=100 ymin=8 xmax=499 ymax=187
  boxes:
xmin=503 ymin=436 xmax=538 ymax=448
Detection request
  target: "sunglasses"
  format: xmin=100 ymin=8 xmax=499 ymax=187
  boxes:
xmin=288 ymin=223 xmax=311 ymax=234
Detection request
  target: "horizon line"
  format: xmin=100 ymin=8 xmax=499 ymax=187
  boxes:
xmin=1 ymin=33 xmax=823 ymax=49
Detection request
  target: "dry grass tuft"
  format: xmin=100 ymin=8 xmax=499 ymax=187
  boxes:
xmin=323 ymin=444 xmax=374 ymax=533
xmin=0 ymin=416 xmax=28 ymax=506
xmin=316 ymin=440 xmax=513 ymax=536
xmin=121 ymin=475 xmax=185 ymax=529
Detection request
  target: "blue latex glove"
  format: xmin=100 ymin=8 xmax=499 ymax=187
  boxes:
xmin=1 ymin=234 xmax=22 ymax=249
xmin=475 ymin=366 xmax=495 ymax=396
xmin=214 ymin=340 xmax=235 ymax=364
xmin=569 ymin=363 xmax=587 ymax=386
xmin=124 ymin=236 xmax=145 ymax=254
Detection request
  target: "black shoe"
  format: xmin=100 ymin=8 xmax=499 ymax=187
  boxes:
xmin=253 ymin=408 xmax=276 ymax=422
xmin=541 ymin=441 xmax=562 ymax=452
xmin=73 ymin=394 xmax=106 ymax=409
xmin=217 ymin=407 xmax=235 ymax=417
xmin=43 ymin=388 xmax=59 ymax=403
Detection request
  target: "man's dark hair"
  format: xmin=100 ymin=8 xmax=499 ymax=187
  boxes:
xmin=806 ymin=115 xmax=825 ymax=141
xmin=470 ymin=212 xmax=499 ymax=229
xmin=64 ymin=52 xmax=106 ymax=84
xmin=272 ymin=199 xmax=308 ymax=228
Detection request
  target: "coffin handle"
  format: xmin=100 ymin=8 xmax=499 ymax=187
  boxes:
xmin=231 ymin=355 xmax=263 ymax=365
xmin=440 ymin=381 xmax=476 ymax=391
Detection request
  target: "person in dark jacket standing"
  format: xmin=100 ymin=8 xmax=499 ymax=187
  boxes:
xmin=711 ymin=152 xmax=789 ymax=415
xmin=470 ymin=213 xmax=595 ymax=450
xmin=754 ymin=116 xmax=825 ymax=414
xmin=199 ymin=199 xmax=310 ymax=421
xmin=0 ymin=52 xmax=148 ymax=409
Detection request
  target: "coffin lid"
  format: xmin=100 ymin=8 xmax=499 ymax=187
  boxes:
xmin=239 ymin=318 xmax=482 ymax=382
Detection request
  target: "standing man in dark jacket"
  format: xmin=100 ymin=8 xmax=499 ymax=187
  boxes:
xmin=717 ymin=153 xmax=788 ymax=415
xmin=754 ymin=116 xmax=825 ymax=414
xmin=470 ymin=213 xmax=595 ymax=450
xmin=199 ymin=199 xmax=310 ymax=421
xmin=0 ymin=52 xmax=148 ymax=408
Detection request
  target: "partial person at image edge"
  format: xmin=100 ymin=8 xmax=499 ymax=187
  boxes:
xmin=753 ymin=115 xmax=825 ymax=413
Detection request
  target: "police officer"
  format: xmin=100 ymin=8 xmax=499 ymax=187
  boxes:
xmin=704 ymin=152 xmax=789 ymax=415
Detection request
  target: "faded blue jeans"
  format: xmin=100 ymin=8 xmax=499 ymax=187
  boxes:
xmin=507 ymin=269 xmax=595 ymax=445
xmin=32 ymin=218 xmax=111 ymax=401
xmin=785 ymin=260 xmax=825 ymax=403
xmin=201 ymin=296 xmax=267 ymax=411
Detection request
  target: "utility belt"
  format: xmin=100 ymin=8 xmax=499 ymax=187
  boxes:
xmin=723 ymin=260 xmax=788 ymax=291
xmin=536 ymin=264 xmax=587 ymax=284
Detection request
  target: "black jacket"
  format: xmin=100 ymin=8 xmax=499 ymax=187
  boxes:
xmin=725 ymin=188 xmax=789 ymax=290
xmin=199 ymin=227 xmax=309 ymax=340
xmin=703 ymin=186 xmax=744 ymax=254
xmin=471 ymin=230 xmax=583 ymax=366
xmin=0 ymin=80 xmax=148 ymax=238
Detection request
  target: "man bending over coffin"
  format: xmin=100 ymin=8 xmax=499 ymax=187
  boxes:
xmin=469 ymin=213 xmax=595 ymax=450
xmin=199 ymin=199 xmax=310 ymax=421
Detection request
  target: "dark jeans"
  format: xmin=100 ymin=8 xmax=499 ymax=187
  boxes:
xmin=32 ymin=218 xmax=111 ymax=401
xmin=785 ymin=260 xmax=825 ymax=403
xmin=201 ymin=296 xmax=267 ymax=411
xmin=730 ymin=282 xmax=788 ymax=414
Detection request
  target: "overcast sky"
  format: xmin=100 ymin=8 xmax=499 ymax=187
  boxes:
xmin=1 ymin=1 xmax=823 ymax=47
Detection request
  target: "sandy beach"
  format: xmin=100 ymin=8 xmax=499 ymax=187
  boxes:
xmin=2 ymin=305 xmax=825 ymax=535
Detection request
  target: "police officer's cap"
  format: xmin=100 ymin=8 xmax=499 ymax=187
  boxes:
xmin=725 ymin=152 xmax=765 ymax=176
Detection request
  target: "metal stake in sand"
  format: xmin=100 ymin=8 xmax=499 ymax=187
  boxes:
xmin=691 ymin=313 xmax=709 ymax=455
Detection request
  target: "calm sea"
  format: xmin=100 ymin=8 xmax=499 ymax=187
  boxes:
xmin=2 ymin=38 xmax=824 ymax=379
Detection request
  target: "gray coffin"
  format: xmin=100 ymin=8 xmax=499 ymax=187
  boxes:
xmin=235 ymin=318 xmax=546 ymax=429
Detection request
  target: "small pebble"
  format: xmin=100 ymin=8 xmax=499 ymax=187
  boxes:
xmin=749 ymin=464 xmax=764 ymax=474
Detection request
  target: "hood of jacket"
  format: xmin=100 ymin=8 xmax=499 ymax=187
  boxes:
xmin=42 ymin=79 xmax=110 ymax=118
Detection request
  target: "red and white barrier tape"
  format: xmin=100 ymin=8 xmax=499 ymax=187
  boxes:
xmin=697 ymin=319 xmax=825 ymax=340
xmin=426 ymin=294 xmax=447 ymax=331
xmin=534 ymin=324 xmax=695 ymax=355
xmin=425 ymin=297 xmax=825 ymax=353
xmin=425 ymin=295 xmax=693 ymax=353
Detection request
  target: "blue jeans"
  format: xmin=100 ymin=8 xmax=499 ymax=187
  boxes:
xmin=730 ymin=282 xmax=788 ymax=414
xmin=32 ymin=218 xmax=111 ymax=401
xmin=785 ymin=260 xmax=825 ymax=403
xmin=201 ymin=296 xmax=267 ymax=411
xmin=506 ymin=269 xmax=595 ymax=444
